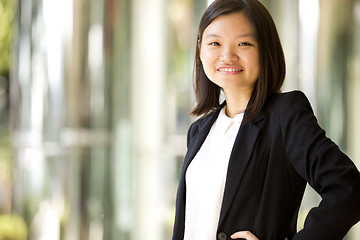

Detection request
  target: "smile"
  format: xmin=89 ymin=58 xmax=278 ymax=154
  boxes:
xmin=217 ymin=68 xmax=243 ymax=73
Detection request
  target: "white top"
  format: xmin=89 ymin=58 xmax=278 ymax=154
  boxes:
xmin=184 ymin=107 xmax=244 ymax=240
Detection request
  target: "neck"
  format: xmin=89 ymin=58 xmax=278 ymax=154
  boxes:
xmin=223 ymin=89 xmax=252 ymax=118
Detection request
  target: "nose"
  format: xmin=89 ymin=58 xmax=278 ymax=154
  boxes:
xmin=220 ymin=47 xmax=239 ymax=63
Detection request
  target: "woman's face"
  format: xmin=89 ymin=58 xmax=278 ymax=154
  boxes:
xmin=200 ymin=12 xmax=259 ymax=94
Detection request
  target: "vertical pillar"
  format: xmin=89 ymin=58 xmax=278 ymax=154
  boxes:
xmin=298 ymin=0 xmax=320 ymax=108
xmin=274 ymin=0 xmax=300 ymax=91
xmin=131 ymin=0 xmax=166 ymax=239
xmin=317 ymin=0 xmax=352 ymax=146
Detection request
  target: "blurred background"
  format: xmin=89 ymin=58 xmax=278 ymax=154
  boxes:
xmin=0 ymin=0 xmax=359 ymax=239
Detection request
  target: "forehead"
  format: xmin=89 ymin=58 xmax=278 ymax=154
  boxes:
xmin=203 ymin=12 xmax=255 ymax=38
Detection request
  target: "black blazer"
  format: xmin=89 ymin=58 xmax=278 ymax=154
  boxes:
xmin=172 ymin=91 xmax=360 ymax=240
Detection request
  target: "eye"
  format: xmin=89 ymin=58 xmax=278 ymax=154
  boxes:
xmin=239 ymin=42 xmax=253 ymax=46
xmin=209 ymin=42 xmax=220 ymax=46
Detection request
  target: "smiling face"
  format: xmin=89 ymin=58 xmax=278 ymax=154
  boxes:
xmin=199 ymin=12 xmax=259 ymax=95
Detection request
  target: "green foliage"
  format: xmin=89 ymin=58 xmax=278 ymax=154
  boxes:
xmin=0 ymin=214 xmax=27 ymax=240
xmin=0 ymin=0 xmax=16 ymax=76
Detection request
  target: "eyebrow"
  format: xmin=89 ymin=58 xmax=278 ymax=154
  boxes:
xmin=204 ymin=33 xmax=255 ymax=39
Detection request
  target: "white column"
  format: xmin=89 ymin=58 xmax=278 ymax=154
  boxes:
xmin=131 ymin=0 xmax=166 ymax=239
xmin=276 ymin=0 xmax=300 ymax=91
xmin=298 ymin=0 xmax=320 ymax=110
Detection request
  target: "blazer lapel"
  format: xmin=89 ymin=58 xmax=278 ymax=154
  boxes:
xmin=182 ymin=104 xmax=225 ymax=173
xmin=173 ymin=105 xmax=224 ymax=238
xmin=218 ymin=111 xmax=264 ymax=225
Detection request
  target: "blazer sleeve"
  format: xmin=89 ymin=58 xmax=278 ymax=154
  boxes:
xmin=279 ymin=91 xmax=360 ymax=240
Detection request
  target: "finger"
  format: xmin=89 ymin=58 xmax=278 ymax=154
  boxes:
xmin=231 ymin=231 xmax=259 ymax=240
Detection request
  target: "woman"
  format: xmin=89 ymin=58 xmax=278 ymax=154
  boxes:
xmin=172 ymin=0 xmax=360 ymax=239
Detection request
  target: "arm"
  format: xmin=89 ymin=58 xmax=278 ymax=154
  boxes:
xmin=279 ymin=91 xmax=360 ymax=239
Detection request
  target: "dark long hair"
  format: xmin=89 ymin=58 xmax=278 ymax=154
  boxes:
xmin=191 ymin=0 xmax=286 ymax=123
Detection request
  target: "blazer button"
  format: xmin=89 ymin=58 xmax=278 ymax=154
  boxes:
xmin=218 ymin=232 xmax=227 ymax=240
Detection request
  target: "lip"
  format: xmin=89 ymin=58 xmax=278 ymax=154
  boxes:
xmin=216 ymin=65 xmax=244 ymax=73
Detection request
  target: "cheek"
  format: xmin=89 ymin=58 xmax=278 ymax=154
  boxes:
xmin=200 ymin=46 xmax=215 ymax=62
xmin=248 ymin=52 xmax=260 ymax=71
xmin=199 ymin=49 xmax=207 ymax=64
xmin=199 ymin=53 xmax=215 ymax=80
xmin=200 ymin=52 xmax=209 ymax=70
xmin=200 ymin=50 xmax=216 ymax=72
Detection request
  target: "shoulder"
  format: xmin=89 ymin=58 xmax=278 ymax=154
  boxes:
xmin=190 ymin=104 xmax=224 ymax=130
xmin=268 ymin=90 xmax=310 ymax=106
xmin=255 ymin=90 xmax=317 ymax=132
xmin=186 ymin=107 xmax=222 ymax=143
xmin=266 ymin=90 xmax=314 ymax=115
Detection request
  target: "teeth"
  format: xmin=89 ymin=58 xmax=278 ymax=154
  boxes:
xmin=220 ymin=68 xmax=242 ymax=72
